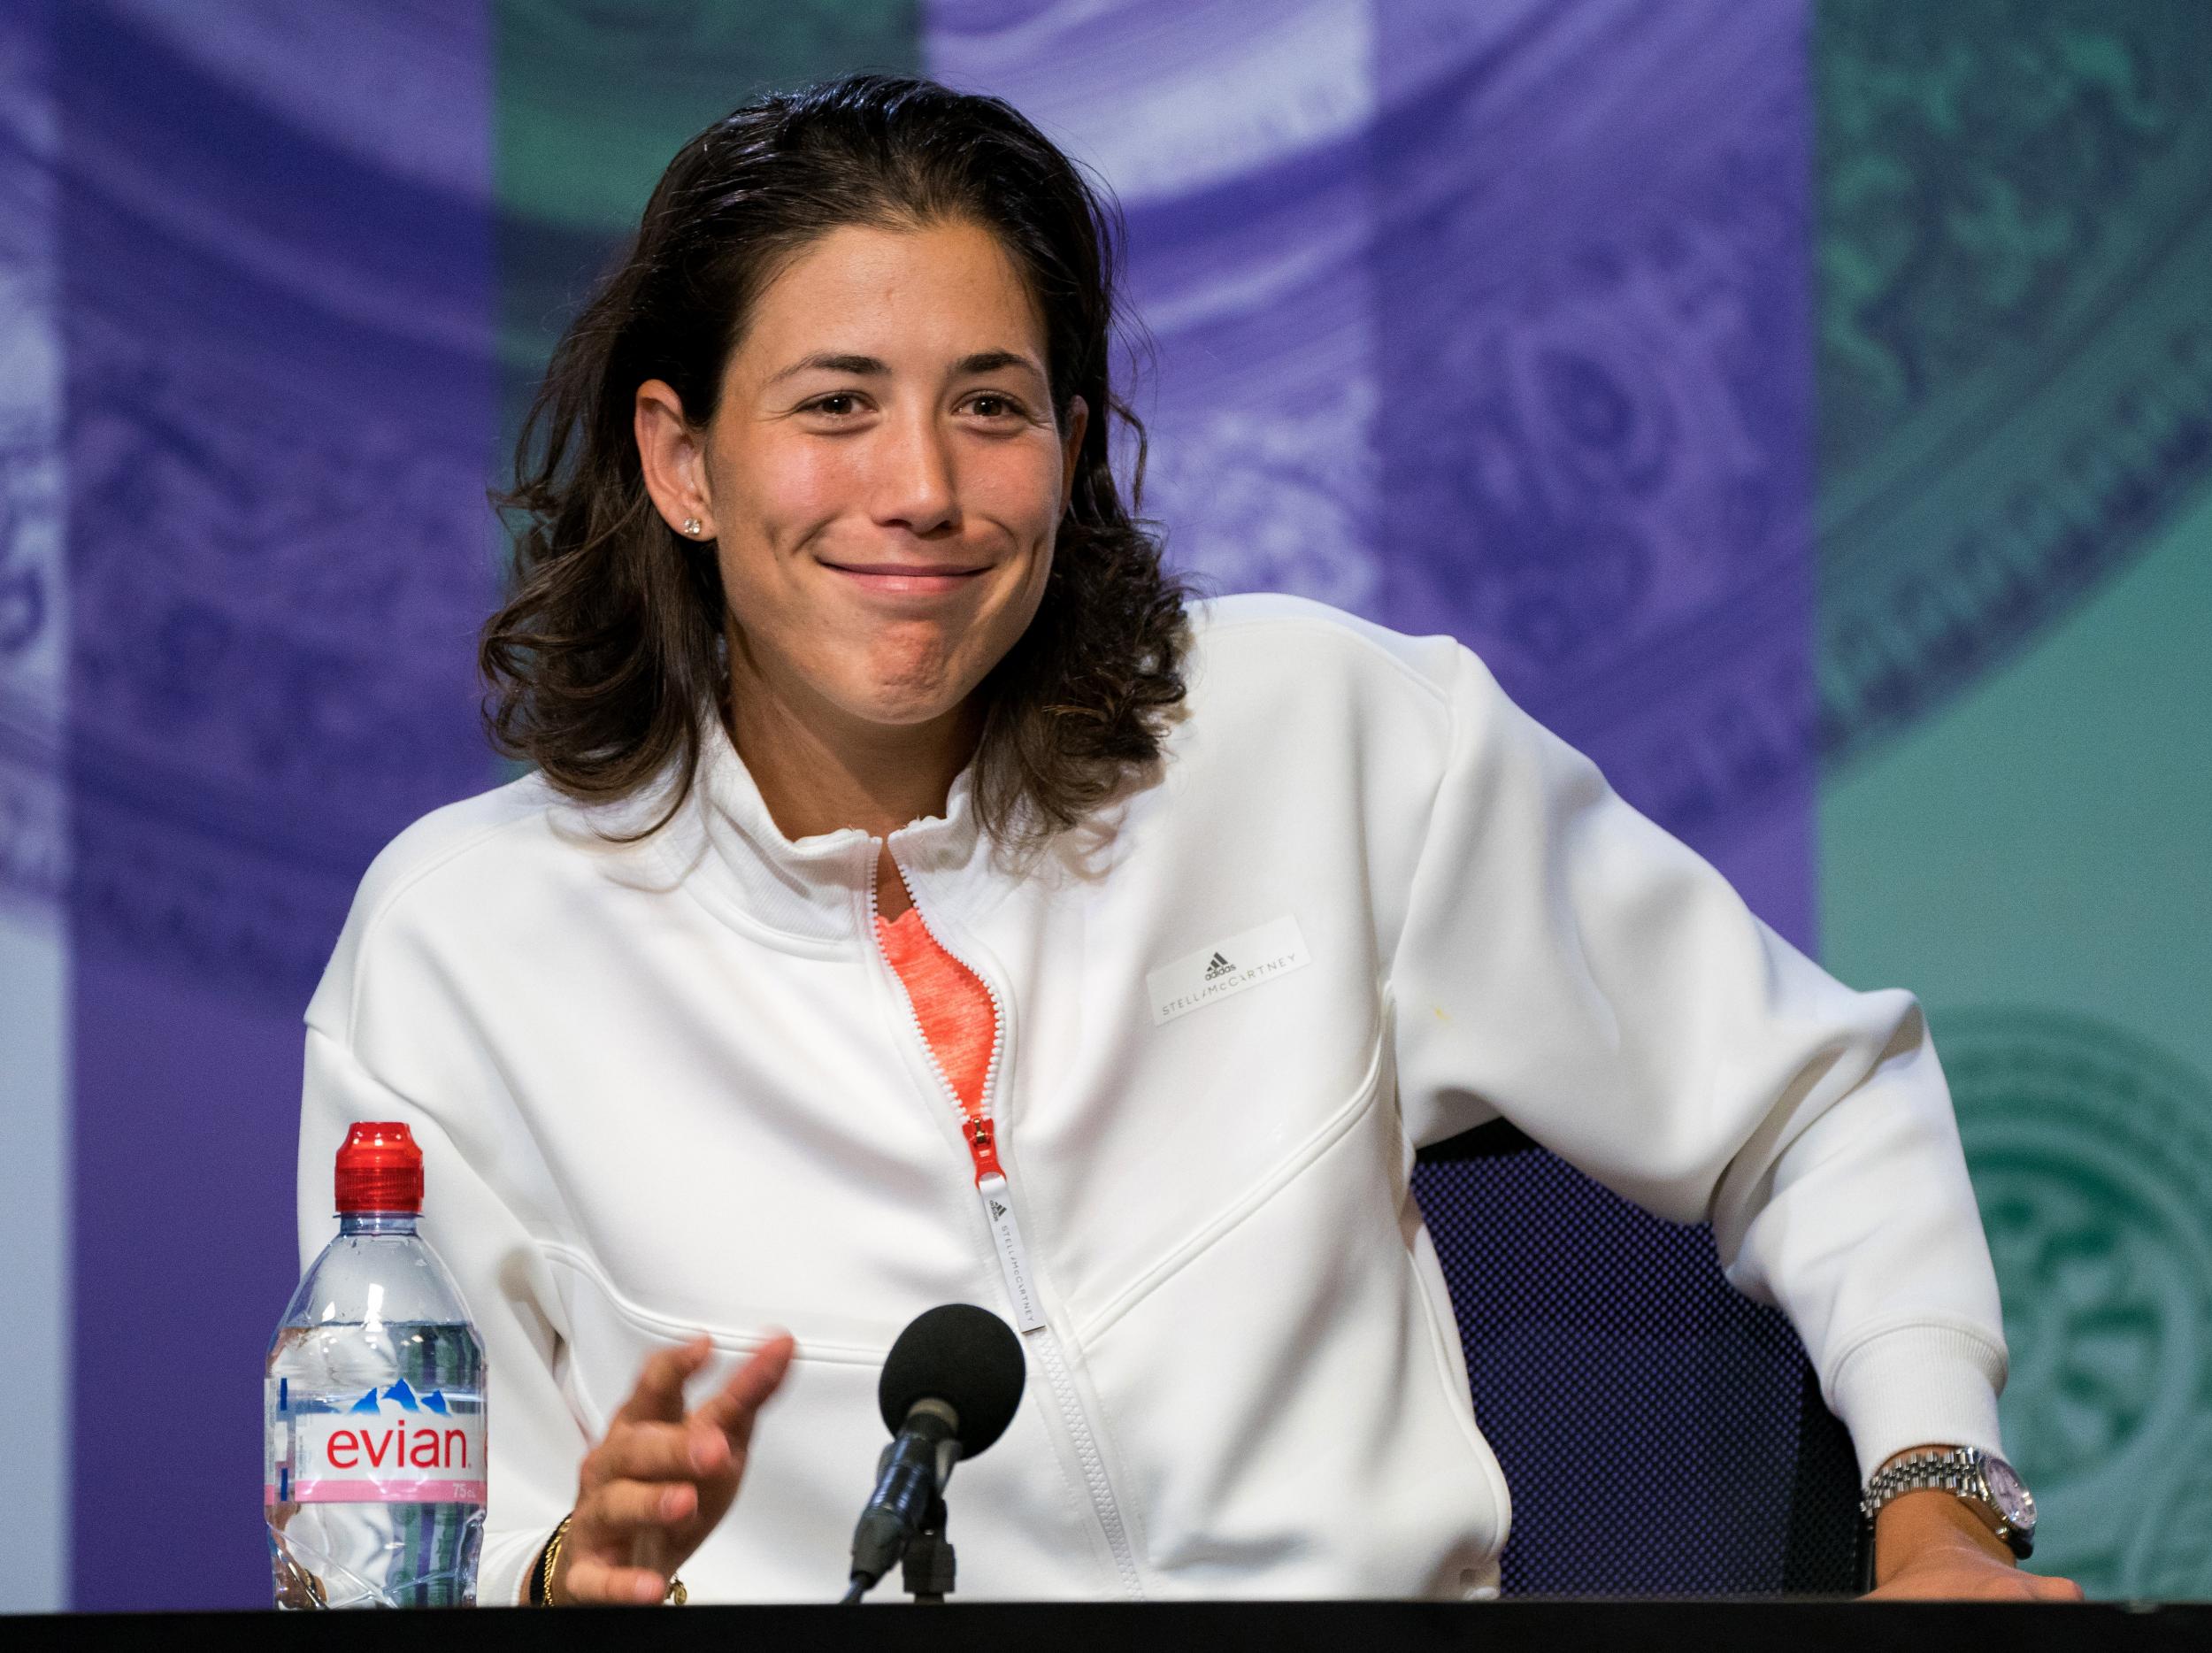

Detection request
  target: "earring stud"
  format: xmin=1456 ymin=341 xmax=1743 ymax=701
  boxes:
xmin=681 ymin=517 xmax=703 ymax=537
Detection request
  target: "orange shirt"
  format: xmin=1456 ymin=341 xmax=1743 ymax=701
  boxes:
xmin=875 ymin=906 xmax=997 ymax=1117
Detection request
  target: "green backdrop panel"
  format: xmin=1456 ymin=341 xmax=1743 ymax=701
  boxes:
xmin=1822 ymin=315 xmax=2212 ymax=1607
xmin=1817 ymin=0 xmax=2212 ymax=1599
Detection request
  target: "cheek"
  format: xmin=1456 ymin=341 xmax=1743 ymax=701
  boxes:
xmin=719 ymin=434 xmax=854 ymax=546
xmin=972 ymin=443 xmax=1068 ymax=536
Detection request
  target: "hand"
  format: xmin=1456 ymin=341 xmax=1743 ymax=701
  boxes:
xmin=1863 ymin=1488 xmax=2084 ymax=1602
xmin=550 ymin=1332 xmax=795 ymax=1604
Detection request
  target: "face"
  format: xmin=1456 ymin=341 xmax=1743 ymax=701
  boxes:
xmin=635 ymin=219 xmax=1087 ymax=739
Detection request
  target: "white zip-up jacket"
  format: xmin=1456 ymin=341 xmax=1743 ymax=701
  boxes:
xmin=296 ymin=594 xmax=2010 ymax=1604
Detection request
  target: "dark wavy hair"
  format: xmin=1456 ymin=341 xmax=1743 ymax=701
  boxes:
xmin=482 ymin=73 xmax=1188 ymax=851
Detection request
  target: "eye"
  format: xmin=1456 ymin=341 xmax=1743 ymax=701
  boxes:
xmin=964 ymin=393 xmax=1026 ymax=420
xmin=803 ymin=392 xmax=864 ymax=418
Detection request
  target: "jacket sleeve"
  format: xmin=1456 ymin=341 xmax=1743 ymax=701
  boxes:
xmin=296 ymin=1024 xmax=581 ymax=1605
xmin=1386 ymin=642 xmax=2008 ymax=1480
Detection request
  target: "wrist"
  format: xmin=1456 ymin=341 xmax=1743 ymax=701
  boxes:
xmin=1863 ymin=1442 xmax=2037 ymax=1566
xmin=1873 ymin=1488 xmax=2015 ymax=1586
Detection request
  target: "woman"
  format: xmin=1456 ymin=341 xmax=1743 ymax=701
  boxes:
xmin=297 ymin=74 xmax=2076 ymax=1605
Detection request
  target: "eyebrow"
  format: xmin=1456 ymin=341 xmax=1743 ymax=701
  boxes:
xmin=767 ymin=349 xmax=1046 ymax=386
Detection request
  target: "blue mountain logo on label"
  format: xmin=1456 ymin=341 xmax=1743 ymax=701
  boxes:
xmin=349 ymin=1379 xmax=452 ymax=1415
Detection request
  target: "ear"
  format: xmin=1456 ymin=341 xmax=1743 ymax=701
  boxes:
xmin=1059 ymin=394 xmax=1090 ymax=509
xmin=635 ymin=380 xmax=715 ymax=537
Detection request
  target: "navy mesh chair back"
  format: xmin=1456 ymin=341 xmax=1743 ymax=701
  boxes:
xmin=1412 ymin=1122 xmax=1863 ymax=1595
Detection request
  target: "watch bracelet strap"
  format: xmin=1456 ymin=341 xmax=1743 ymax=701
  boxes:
xmin=1859 ymin=1449 xmax=1980 ymax=1593
xmin=1859 ymin=1448 xmax=1994 ymax=1524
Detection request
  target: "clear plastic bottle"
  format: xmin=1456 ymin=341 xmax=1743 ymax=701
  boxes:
xmin=265 ymin=1121 xmax=487 ymax=1608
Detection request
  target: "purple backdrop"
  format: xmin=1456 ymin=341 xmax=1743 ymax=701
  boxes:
xmin=55 ymin=3 xmax=495 ymax=1609
xmin=9 ymin=0 xmax=1817 ymax=1610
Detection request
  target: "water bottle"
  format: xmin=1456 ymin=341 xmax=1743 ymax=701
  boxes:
xmin=265 ymin=1121 xmax=487 ymax=1607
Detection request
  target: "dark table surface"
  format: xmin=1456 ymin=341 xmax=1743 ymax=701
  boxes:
xmin=8 ymin=1600 xmax=2209 ymax=1650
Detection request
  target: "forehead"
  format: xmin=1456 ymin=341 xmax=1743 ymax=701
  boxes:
xmin=738 ymin=220 xmax=1046 ymax=362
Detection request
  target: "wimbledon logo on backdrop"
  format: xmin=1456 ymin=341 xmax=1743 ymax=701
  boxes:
xmin=268 ymin=1378 xmax=487 ymax=1506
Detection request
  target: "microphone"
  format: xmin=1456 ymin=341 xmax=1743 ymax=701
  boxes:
xmin=845 ymin=1303 xmax=1025 ymax=1602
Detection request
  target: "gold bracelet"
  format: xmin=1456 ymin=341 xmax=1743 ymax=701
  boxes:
xmin=532 ymin=1512 xmax=687 ymax=1605
xmin=533 ymin=1512 xmax=573 ymax=1605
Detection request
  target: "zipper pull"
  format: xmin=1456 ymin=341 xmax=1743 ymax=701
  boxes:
xmin=977 ymin=1172 xmax=1045 ymax=1332
xmin=967 ymin=1117 xmax=1004 ymax=1181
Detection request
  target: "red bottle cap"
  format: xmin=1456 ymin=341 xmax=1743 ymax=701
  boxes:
xmin=334 ymin=1121 xmax=424 ymax=1213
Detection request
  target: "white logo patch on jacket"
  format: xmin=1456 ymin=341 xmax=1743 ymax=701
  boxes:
xmin=1147 ymin=917 xmax=1310 ymax=1025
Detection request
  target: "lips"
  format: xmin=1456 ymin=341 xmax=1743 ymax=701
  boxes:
xmin=819 ymin=558 xmax=991 ymax=596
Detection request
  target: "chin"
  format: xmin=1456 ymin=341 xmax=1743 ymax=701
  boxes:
xmin=819 ymin=667 xmax=962 ymax=729
xmin=832 ymin=642 xmax=984 ymax=727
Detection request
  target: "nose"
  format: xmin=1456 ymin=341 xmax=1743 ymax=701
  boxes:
xmin=872 ymin=409 xmax=958 ymax=538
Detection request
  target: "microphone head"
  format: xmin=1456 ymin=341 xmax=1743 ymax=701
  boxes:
xmin=878 ymin=1303 xmax=1025 ymax=1457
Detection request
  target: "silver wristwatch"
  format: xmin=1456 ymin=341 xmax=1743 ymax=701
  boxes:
xmin=1861 ymin=1445 xmax=2037 ymax=1559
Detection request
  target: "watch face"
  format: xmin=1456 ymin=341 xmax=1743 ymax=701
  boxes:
xmin=1985 ymin=1456 xmax=2037 ymax=1532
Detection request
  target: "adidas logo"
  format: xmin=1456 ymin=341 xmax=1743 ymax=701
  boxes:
xmin=1146 ymin=916 xmax=1309 ymax=1027
xmin=989 ymin=1199 xmax=1009 ymax=1221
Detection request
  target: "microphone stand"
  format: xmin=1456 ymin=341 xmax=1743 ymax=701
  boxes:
xmin=900 ymin=1493 xmax=956 ymax=1603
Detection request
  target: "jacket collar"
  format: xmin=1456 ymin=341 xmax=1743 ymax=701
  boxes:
xmin=675 ymin=719 xmax=992 ymax=948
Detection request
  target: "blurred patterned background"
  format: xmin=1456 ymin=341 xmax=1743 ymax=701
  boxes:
xmin=1 ymin=0 xmax=2206 ymax=1609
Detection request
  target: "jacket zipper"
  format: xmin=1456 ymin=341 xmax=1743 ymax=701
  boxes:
xmin=869 ymin=847 xmax=1145 ymax=1600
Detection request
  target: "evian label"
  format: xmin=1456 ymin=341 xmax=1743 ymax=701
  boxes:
xmin=267 ymin=1378 xmax=486 ymax=1506
xmin=1146 ymin=917 xmax=1310 ymax=1026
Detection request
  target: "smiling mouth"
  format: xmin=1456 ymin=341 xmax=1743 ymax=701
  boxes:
xmin=819 ymin=559 xmax=991 ymax=594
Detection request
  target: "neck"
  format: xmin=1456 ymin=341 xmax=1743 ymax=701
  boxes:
xmin=723 ymin=637 xmax=981 ymax=846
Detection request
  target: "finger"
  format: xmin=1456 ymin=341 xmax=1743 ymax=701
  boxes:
xmin=587 ymin=1419 xmax=729 ymax=1487
xmin=611 ymin=1335 xmax=713 ymax=1427
xmin=577 ymin=1477 xmax=699 ymax=1537
xmin=560 ymin=1554 xmax=669 ymax=1607
xmin=2032 ymin=1573 xmax=2086 ymax=1603
xmin=697 ymin=1333 xmax=796 ymax=1445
